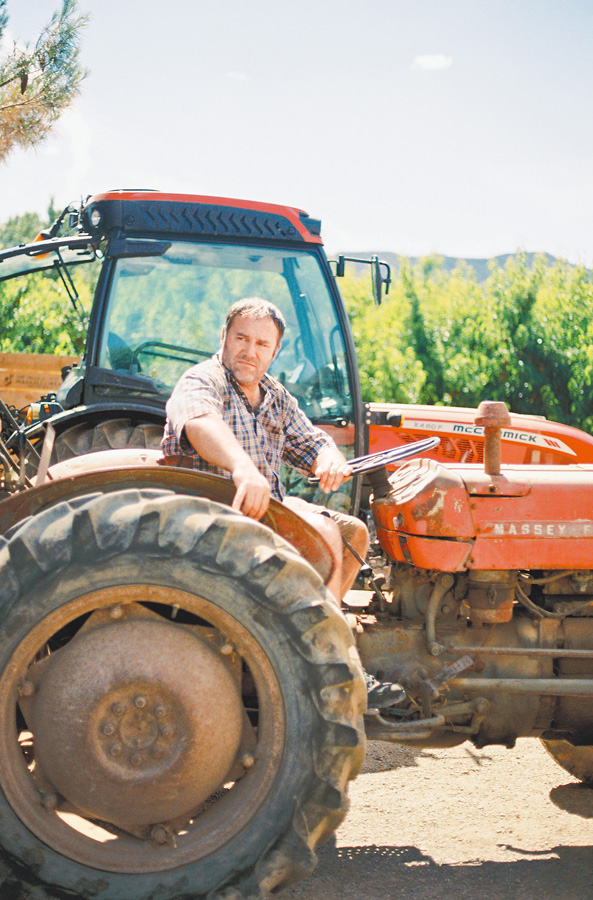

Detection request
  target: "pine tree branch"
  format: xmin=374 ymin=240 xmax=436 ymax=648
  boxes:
xmin=0 ymin=0 xmax=89 ymax=162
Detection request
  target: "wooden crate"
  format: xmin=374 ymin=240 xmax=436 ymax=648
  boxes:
xmin=0 ymin=352 xmax=80 ymax=411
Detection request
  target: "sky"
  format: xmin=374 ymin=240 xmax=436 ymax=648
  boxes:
xmin=1 ymin=0 xmax=592 ymax=263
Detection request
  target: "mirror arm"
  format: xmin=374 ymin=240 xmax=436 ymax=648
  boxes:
xmin=331 ymin=255 xmax=391 ymax=305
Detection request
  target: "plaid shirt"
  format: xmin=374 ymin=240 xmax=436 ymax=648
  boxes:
xmin=162 ymin=353 xmax=334 ymax=500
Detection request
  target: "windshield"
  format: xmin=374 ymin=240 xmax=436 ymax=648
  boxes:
xmin=98 ymin=241 xmax=352 ymax=423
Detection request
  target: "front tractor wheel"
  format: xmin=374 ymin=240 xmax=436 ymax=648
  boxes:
xmin=0 ymin=490 xmax=365 ymax=900
xmin=542 ymin=739 xmax=593 ymax=785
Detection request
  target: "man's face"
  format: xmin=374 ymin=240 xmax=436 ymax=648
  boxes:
xmin=221 ymin=314 xmax=282 ymax=389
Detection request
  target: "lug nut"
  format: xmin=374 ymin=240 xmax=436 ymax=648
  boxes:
xmin=109 ymin=605 xmax=123 ymax=619
xmin=241 ymin=752 xmax=255 ymax=769
xmin=111 ymin=701 xmax=126 ymax=716
xmin=18 ymin=680 xmax=35 ymax=697
xmin=134 ymin=695 xmax=147 ymax=709
xmin=154 ymin=705 xmax=167 ymax=718
xmin=220 ymin=641 xmax=234 ymax=655
xmin=109 ymin=742 xmax=123 ymax=757
xmin=42 ymin=792 xmax=59 ymax=811
xmin=103 ymin=721 xmax=117 ymax=736
xmin=151 ymin=825 xmax=169 ymax=845
xmin=130 ymin=752 xmax=144 ymax=767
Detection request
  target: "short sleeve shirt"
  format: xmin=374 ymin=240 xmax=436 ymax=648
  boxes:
xmin=162 ymin=353 xmax=335 ymax=500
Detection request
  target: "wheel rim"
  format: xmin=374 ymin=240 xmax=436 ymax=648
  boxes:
xmin=0 ymin=585 xmax=285 ymax=873
xmin=543 ymin=738 xmax=593 ymax=784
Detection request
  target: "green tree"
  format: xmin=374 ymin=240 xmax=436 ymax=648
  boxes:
xmin=339 ymin=253 xmax=593 ymax=433
xmin=341 ymin=269 xmax=426 ymax=404
xmin=0 ymin=272 xmax=88 ymax=354
xmin=0 ymin=205 xmax=98 ymax=354
xmin=0 ymin=0 xmax=88 ymax=162
xmin=0 ymin=200 xmax=60 ymax=247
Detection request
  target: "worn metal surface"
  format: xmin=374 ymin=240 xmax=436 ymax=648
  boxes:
xmin=1 ymin=582 xmax=286 ymax=873
xmin=24 ymin=606 xmax=243 ymax=828
xmin=446 ymin=677 xmax=593 ymax=696
xmin=542 ymin=739 xmax=593 ymax=782
xmin=375 ymin=457 xmax=593 ymax=571
xmin=474 ymin=400 xmax=511 ymax=477
xmin=0 ymin=451 xmax=335 ymax=583
xmin=356 ymin=612 xmax=593 ymax=748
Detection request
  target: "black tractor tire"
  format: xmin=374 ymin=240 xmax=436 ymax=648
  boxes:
xmin=52 ymin=418 xmax=163 ymax=463
xmin=541 ymin=739 xmax=593 ymax=785
xmin=0 ymin=489 xmax=366 ymax=900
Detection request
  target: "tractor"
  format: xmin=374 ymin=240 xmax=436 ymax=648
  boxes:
xmin=0 ymin=192 xmax=592 ymax=899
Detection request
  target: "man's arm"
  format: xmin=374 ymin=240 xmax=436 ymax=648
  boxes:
xmin=185 ymin=415 xmax=271 ymax=519
xmin=311 ymin=444 xmax=352 ymax=494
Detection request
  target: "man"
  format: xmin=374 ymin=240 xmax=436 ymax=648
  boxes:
xmin=162 ymin=297 xmax=406 ymax=708
xmin=162 ymin=297 xmax=369 ymax=602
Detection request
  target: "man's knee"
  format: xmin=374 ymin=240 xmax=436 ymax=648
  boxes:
xmin=304 ymin=509 xmax=343 ymax=556
xmin=331 ymin=512 xmax=370 ymax=557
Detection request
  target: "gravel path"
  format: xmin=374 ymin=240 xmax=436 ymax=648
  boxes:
xmin=285 ymin=738 xmax=593 ymax=900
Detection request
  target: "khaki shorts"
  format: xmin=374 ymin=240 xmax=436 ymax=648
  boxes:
xmin=283 ymin=496 xmax=364 ymax=544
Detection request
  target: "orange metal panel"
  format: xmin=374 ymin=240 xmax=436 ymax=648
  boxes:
xmin=378 ymin=459 xmax=593 ymax=571
xmin=367 ymin=403 xmax=593 ymax=466
xmin=375 ymin=525 xmax=473 ymax=571
xmin=465 ymin=465 xmax=593 ymax=569
xmin=372 ymin=459 xmax=475 ymax=539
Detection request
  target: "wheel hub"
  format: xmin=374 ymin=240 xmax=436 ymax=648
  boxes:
xmin=27 ymin=617 xmax=243 ymax=827
xmin=93 ymin=686 xmax=183 ymax=773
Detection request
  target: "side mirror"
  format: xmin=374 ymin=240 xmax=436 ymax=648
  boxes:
xmin=371 ymin=256 xmax=381 ymax=305
xmin=332 ymin=255 xmax=391 ymax=305
xmin=371 ymin=256 xmax=391 ymax=305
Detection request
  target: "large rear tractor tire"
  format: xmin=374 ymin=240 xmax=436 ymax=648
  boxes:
xmin=0 ymin=489 xmax=365 ymax=900
xmin=52 ymin=417 xmax=163 ymax=464
xmin=542 ymin=739 xmax=593 ymax=785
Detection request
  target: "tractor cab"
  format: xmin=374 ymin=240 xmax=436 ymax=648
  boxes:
xmin=0 ymin=190 xmax=378 ymax=510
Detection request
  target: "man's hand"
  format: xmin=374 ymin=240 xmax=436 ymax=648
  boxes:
xmin=312 ymin=445 xmax=352 ymax=494
xmin=231 ymin=458 xmax=271 ymax=519
xmin=185 ymin=414 xmax=271 ymax=519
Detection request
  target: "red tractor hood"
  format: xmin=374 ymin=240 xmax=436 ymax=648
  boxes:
xmin=372 ymin=458 xmax=593 ymax=572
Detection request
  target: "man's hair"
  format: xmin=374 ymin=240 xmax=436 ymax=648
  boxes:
xmin=225 ymin=298 xmax=286 ymax=339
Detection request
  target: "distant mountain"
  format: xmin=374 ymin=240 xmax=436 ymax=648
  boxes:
xmin=338 ymin=251 xmax=558 ymax=283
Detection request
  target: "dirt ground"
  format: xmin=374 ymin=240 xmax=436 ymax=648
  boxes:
xmin=285 ymin=737 xmax=593 ymax=900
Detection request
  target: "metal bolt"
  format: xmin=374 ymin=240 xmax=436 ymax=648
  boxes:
xmin=42 ymin=792 xmax=59 ymax=811
xmin=111 ymin=701 xmax=126 ymax=716
xmin=109 ymin=604 xmax=124 ymax=619
xmin=241 ymin=752 xmax=255 ymax=769
xmin=18 ymin=680 xmax=35 ymax=697
xmin=130 ymin=752 xmax=144 ymax=767
xmin=475 ymin=400 xmax=511 ymax=477
xmin=154 ymin=705 xmax=167 ymax=718
xmin=220 ymin=641 xmax=234 ymax=656
xmin=109 ymin=742 xmax=123 ymax=757
xmin=150 ymin=825 xmax=169 ymax=845
xmin=103 ymin=721 xmax=117 ymax=736
xmin=134 ymin=695 xmax=147 ymax=709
